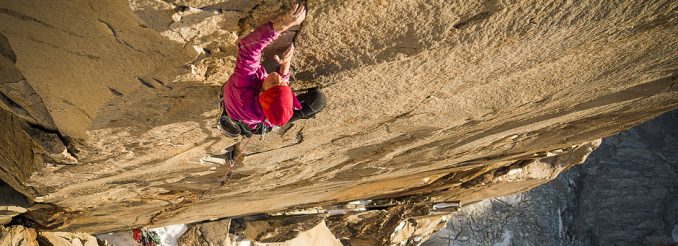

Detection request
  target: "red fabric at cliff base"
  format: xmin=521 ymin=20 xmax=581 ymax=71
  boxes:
xmin=259 ymin=85 xmax=294 ymax=126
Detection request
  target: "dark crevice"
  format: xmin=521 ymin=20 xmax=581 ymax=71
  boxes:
xmin=36 ymin=235 xmax=55 ymax=246
xmin=152 ymin=77 xmax=166 ymax=86
xmin=330 ymin=94 xmax=432 ymax=144
xmin=0 ymin=81 xmax=77 ymax=160
xmin=0 ymin=90 xmax=35 ymax=122
xmin=0 ymin=8 xmax=86 ymax=38
xmin=98 ymin=18 xmax=144 ymax=53
xmin=108 ymin=87 xmax=124 ymax=96
xmin=23 ymin=118 xmax=79 ymax=160
xmin=246 ymin=135 xmax=305 ymax=157
xmin=0 ymin=33 xmax=17 ymax=63
xmin=27 ymin=36 xmax=101 ymax=61
xmin=136 ymin=77 xmax=156 ymax=89
xmin=0 ymin=91 xmax=78 ymax=159
xmin=98 ymin=19 xmax=118 ymax=38
xmin=121 ymin=40 xmax=144 ymax=53
xmin=152 ymin=77 xmax=173 ymax=89
xmin=60 ymin=98 xmax=92 ymax=120
xmin=454 ymin=12 xmax=493 ymax=29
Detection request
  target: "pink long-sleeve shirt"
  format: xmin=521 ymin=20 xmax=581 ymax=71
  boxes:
xmin=223 ymin=22 xmax=301 ymax=129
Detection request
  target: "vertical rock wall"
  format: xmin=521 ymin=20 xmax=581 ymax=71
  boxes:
xmin=0 ymin=0 xmax=676 ymax=233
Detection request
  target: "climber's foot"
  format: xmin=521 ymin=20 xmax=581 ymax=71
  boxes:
xmin=291 ymin=87 xmax=327 ymax=122
xmin=218 ymin=115 xmax=241 ymax=137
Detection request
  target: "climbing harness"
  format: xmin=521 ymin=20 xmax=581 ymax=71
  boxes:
xmin=203 ymin=0 xmax=310 ymax=197
xmin=143 ymin=3 xmax=311 ymax=230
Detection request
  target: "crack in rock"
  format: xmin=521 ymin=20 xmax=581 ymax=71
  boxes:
xmin=60 ymin=98 xmax=92 ymax=120
xmin=0 ymin=7 xmax=86 ymax=38
xmin=27 ymin=36 xmax=101 ymax=61
xmin=97 ymin=18 xmax=144 ymax=52
xmin=136 ymin=77 xmax=156 ymax=89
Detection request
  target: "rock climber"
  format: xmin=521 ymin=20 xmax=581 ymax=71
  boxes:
xmin=219 ymin=3 xmax=326 ymax=137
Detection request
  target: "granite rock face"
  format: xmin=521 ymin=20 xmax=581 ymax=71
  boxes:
xmin=0 ymin=225 xmax=101 ymax=246
xmin=424 ymin=110 xmax=678 ymax=246
xmin=0 ymin=0 xmax=676 ymax=234
xmin=0 ymin=226 xmax=38 ymax=246
xmin=179 ymin=219 xmax=231 ymax=246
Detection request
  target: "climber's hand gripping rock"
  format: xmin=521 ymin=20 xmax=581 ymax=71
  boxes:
xmin=275 ymin=44 xmax=295 ymax=77
xmin=272 ymin=2 xmax=306 ymax=32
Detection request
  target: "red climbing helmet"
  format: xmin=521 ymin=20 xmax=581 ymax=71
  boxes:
xmin=259 ymin=85 xmax=294 ymax=126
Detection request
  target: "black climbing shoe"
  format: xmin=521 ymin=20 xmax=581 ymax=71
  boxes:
xmin=218 ymin=93 xmax=241 ymax=137
xmin=218 ymin=115 xmax=241 ymax=137
xmin=291 ymin=87 xmax=327 ymax=121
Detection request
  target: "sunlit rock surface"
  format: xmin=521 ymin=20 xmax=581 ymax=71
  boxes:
xmin=0 ymin=0 xmax=676 ymax=235
xmin=0 ymin=225 xmax=101 ymax=246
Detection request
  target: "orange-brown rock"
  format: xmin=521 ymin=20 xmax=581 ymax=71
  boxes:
xmin=0 ymin=0 xmax=676 ymax=235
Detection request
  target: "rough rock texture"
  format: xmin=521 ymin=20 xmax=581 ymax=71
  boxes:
xmin=240 ymin=215 xmax=329 ymax=243
xmin=325 ymin=202 xmax=450 ymax=246
xmin=37 ymin=231 xmax=102 ymax=246
xmin=0 ymin=226 xmax=38 ymax=246
xmin=167 ymin=136 xmax=597 ymax=246
xmin=173 ymin=138 xmax=597 ymax=246
xmin=0 ymin=182 xmax=28 ymax=225
xmin=239 ymin=216 xmax=343 ymax=246
xmin=179 ymin=219 xmax=231 ymax=246
xmin=1 ymin=225 xmax=102 ymax=246
xmin=0 ymin=0 xmax=677 ymax=235
xmin=424 ymin=110 xmax=678 ymax=246
xmin=175 ymin=202 xmax=446 ymax=246
xmin=177 ymin=215 xmax=345 ymax=246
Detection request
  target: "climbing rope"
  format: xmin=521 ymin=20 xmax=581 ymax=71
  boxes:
xmin=146 ymin=2 xmax=307 ymax=226
xmin=199 ymin=2 xmax=306 ymax=197
xmin=199 ymin=135 xmax=255 ymax=199
xmin=146 ymin=135 xmax=255 ymax=227
xmin=219 ymin=135 xmax=254 ymax=185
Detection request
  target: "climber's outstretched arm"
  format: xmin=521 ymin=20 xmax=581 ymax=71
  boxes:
xmin=233 ymin=23 xmax=279 ymax=79
xmin=233 ymin=3 xmax=306 ymax=80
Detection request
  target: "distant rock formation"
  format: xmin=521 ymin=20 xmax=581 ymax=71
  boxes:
xmin=424 ymin=110 xmax=678 ymax=246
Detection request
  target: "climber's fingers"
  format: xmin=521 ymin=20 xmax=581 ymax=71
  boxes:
xmin=275 ymin=45 xmax=294 ymax=65
xmin=289 ymin=4 xmax=299 ymax=16
xmin=298 ymin=6 xmax=306 ymax=21
xmin=282 ymin=44 xmax=295 ymax=60
xmin=293 ymin=3 xmax=305 ymax=16
xmin=281 ymin=3 xmax=305 ymax=28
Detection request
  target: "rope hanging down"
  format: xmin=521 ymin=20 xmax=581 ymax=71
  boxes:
xmin=205 ymin=10 xmax=297 ymax=196
xmin=220 ymin=136 xmax=254 ymax=184
xmin=200 ymin=135 xmax=254 ymax=198
xmin=201 ymin=1 xmax=307 ymax=198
